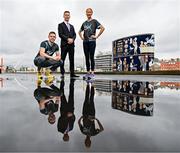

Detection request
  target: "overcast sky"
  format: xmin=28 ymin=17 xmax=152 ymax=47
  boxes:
xmin=0 ymin=0 xmax=179 ymax=68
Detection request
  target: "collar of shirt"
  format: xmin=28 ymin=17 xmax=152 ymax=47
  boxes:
xmin=64 ymin=21 xmax=70 ymax=26
xmin=64 ymin=21 xmax=71 ymax=31
xmin=48 ymin=41 xmax=53 ymax=47
xmin=65 ymin=123 xmax=70 ymax=133
xmin=87 ymin=18 xmax=93 ymax=22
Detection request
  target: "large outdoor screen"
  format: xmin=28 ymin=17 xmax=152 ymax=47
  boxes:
xmin=112 ymin=34 xmax=155 ymax=72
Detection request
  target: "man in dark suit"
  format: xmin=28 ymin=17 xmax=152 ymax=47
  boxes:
xmin=58 ymin=11 xmax=79 ymax=78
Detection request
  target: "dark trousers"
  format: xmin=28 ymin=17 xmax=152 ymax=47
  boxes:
xmin=83 ymin=41 xmax=96 ymax=72
xmin=61 ymin=45 xmax=75 ymax=75
xmin=60 ymin=79 xmax=75 ymax=114
xmin=34 ymin=56 xmax=63 ymax=72
xmin=83 ymin=85 xmax=95 ymax=117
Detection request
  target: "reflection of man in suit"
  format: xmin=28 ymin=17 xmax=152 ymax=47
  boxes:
xmin=78 ymin=83 xmax=104 ymax=148
xmin=34 ymin=83 xmax=62 ymax=124
xmin=58 ymin=11 xmax=79 ymax=78
xmin=57 ymin=79 xmax=76 ymax=142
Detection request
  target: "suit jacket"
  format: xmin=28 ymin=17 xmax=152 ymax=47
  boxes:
xmin=58 ymin=22 xmax=76 ymax=47
xmin=57 ymin=94 xmax=75 ymax=134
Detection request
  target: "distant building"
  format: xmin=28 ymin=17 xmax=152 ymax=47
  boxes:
xmin=160 ymin=58 xmax=180 ymax=71
xmin=27 ymin=67 xmax=36 ymax=72
xmin=151 ymin=62 xmax=161 ymax=71
xmin=6 ymin=65 xmax=16 ymax=73
xmin=95 ymin=53 xmax=112 ymax=72
xmin=75 ymin=66 xmax=84 ymax=72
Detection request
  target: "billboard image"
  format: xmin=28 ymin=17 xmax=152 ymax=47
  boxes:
xmin=112 ymin=33 xmax=155 ymax=72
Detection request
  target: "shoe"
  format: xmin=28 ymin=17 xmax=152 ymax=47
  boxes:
xmin=83 ymin=73 xmax=90 ymax=80
xmin=44 ymin=77 xmax=54 ymax=86
xmin=70 ymin=74 xmax=79 ymax=78
xmin=45 ymin=69 xmax=54 ymax=78
xmin=37 ymin=79 xmax=42 ymax=87
xmin=61 ymin=74 xmax=65 ymax=79
xmin=37 ymin=71 xmax=43 ymax=80
xmin=50 ymin=67 xmax=57 ymax=72
xmin=45 ymin=69 xmax=51 ymax=76
xmin=86 ymin=79 xmax=94 ymax=84
xmin=89 ymin=74 xmax=95 ymax=80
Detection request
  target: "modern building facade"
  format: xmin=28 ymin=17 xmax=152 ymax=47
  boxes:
xmin=112 ymin=34 xmax=155 ymax=72
xmin=160 ymin=59 xmax=180 ymax=71
xmin=95 ymin=53 xmax=112 ymax=72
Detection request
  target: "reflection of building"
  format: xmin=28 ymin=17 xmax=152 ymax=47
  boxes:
xmin=95 ymin=53 xmax=112 ymax=72
xmin=160 ymin=59 xmax=180 ymax=71
xmin=112 ymin=34 xmax=155 ymax=72
xmin=94 ymin=79 xmax=112 ymax=93
xmin=112 ymin=80 xmax=154 ymax=116
xmin=160 ymin=82 xmax=180 ymax=89
xmin=155 ymin=82 xmax=180 ymax=90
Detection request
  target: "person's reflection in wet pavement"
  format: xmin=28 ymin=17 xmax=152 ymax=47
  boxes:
xmin=57 ymin=79 xmax=76 ymax=142
xmin=34 ymin=79 xmax=62 ymax=125
xmin=78 ymin=81 xmax=104 ymax=148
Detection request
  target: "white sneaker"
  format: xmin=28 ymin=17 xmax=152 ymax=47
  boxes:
xmin=83 ymin=73 xmax=90 ymax=80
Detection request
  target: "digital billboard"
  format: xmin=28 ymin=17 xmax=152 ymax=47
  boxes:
xmin=112 ymin=34 xmax=155 ymax=72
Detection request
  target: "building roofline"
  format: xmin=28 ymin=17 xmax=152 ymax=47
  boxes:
xmin=112 ymin=33 xmax=154 ymax=42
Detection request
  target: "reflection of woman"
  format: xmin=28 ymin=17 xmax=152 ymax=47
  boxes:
xmin=34 ymin=84 xmax=61 ymax=124
xmin=78 ymin=83 xmax=104 ymax=148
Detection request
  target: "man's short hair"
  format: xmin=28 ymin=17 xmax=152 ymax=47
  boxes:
xmin=49 ymin=31 xmax=56 ymax=35
xmin=86 ymin=8 xmax=93 ymax=12
xmin=64 ymin=11 xmax=70 ymax=14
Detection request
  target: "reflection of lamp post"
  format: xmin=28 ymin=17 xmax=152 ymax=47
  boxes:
xmin=0 ymin=57 xmax=3 ymax=74
xmin=0 ymin=78 xmax=3 ymax=88
xmin=83 ymin=57 xmax=85 ymax=72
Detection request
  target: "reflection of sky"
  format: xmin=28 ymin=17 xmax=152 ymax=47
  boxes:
xmin=0 ymin=74 xmax=180 ymax=152
xmin=155 ymin=88 xmax=180 ymax=96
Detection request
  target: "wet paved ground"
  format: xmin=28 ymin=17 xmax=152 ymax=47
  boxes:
xmin=0 ymin=74 xmax=180 ymax=152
